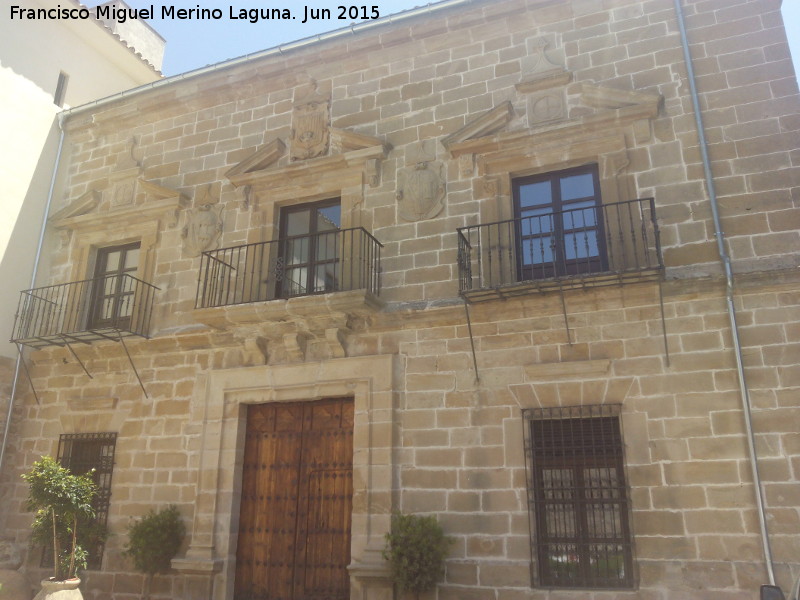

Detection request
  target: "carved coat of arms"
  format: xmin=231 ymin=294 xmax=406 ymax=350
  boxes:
xmin=182 ymin=203 xmax=223 ymax=256
xmin=396 ymin=147 xmax=446 ymax=221
xmin=290 ymin=81 xmax=331 ymax=161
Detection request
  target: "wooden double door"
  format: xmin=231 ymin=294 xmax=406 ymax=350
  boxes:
xmin=234 ymin=398 xmax=354 ymax=600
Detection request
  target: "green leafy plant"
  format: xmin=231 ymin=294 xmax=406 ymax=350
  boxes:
xmin=382 ymin=513 xmax=452 ymax=599
xmin=123 ymin=505 xmax=186 ymax=599
xmin=22 ymin=455 xmax=98 ymax=581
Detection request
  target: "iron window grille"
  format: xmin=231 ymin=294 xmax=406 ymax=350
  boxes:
xmin=47 ymin=432 xmax=118 ymax=570
xmin=522 ymin=405 xmax=634 ymax=589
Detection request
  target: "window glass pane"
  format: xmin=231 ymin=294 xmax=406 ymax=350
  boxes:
xmin=316 ymin=231 xmax=339 ymax=262
xmin=588 ymin=544 xmax=626 ymax=582
xmin=286 ymin=237 xmax=309 ymax=266
xmin=316 ymin=205 xmax=341 ymax=230
xmin=562 ymin=204 xmax=597 ymax=229
xmin=118 ymin=293 xmax=134 ymax=318
xmin=124 ymin=248 xmax=139 ymax=271
xmin=286 ymin=209 xmax=310 ymax=236
xmin=104 ymin=251 xmax=121 ymax=273
xmin=521 ymin=213 xmax=553 ymax=235
xmin=103 ymin=276 xmax=116 ymax=295
xmin=518 ymin=181 xmax=552 ymax=208
xmin=542 ymin=469 xmax=576 ymax=538
xmin=564 ymin=232 xmax=599 ymax=259
xmin=314 ymin=263 xmax=338 ymax=293
xmin=284 ymin=266 xmax=307 ymax=296
xmin=560 ymin=173 xmax=595 ymax=201
xmin=543 ymin=543 xmax=579 ymax=585
xmin=522 ymin=237 xmax=553 ymax=265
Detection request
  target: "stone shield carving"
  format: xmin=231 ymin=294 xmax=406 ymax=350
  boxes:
xmin=396 ymin=158 xmax=445 ymax=221
xmin=182 ymin=204 xmax=223 ymax=256
xmin=290 ymin=81 xmax=331 ymax=161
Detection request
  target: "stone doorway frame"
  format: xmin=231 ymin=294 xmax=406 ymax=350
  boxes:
xmin=172 ymin=354 xmax=397 ymax=600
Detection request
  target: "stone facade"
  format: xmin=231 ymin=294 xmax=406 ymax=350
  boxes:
xmin=0 ymin=0 xmax=798 ymax=599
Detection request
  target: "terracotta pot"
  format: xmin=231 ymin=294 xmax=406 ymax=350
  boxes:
xmin=32 ymin=578 xmax=83 ymax=600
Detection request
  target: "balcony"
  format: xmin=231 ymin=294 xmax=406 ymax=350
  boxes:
xmin=11 ymin=274 xmax=158 ymax=349
xmin=196 ymin=227 xmax=382 ymax=312
xmin=457 ymin=198 xmax=663 ymax=302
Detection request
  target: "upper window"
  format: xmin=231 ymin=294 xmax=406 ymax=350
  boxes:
xmin=513 ymin=164 xmax=607 ymax=281
xmin=523 ymin=404 xmax=634 ymax=589
xmin=89 ymin=242 xmax=140 ymax=330
xmin=277 ymin=200 xmax=341 ymax=298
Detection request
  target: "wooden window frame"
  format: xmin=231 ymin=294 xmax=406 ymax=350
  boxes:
xmin=88 ymin=242 xmax=141 ymax=330
xmin=277 ymin=199 xmax=341 ymax=298
xmin=523 ymin=404 xmax=634 ymax=590
xmin=512 ymin=164 xmax=607 ymax=282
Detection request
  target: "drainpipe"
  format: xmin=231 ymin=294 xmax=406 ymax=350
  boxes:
xmin=0 ymin=113 xmax=66 ymax=475
xmin=674 ymin=0 xmax=776 ymax=587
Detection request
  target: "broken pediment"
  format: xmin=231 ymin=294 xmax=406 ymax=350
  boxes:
xmin=329 ymin=128 xmax=387 ymax=154
xmin=225 ymin=129 xmax=389 ymax=196
xmin=445 ymin=82 xmax=662 ymax=162
xmin=578 ymin=83 xmax=662 ymax=111
xmin=442 ymin=102 xmax=515 ymax=150
xmin=225 ymin=138 xmax=286 ymax=182
xmin=49 ymin=190 xmax=101 ymax=222
xmin=51 ymin=178 xmax=187 ymax=233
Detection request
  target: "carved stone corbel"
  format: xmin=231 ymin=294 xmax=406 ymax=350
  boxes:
xmin=325 ymin=328 xmax=347 ymax=359
xmin=365 ymin=158 xmax=380 ymax=188
xmin=283 ymin=332 xmax=310 ymax=362
xmin=242 ymin=337 xmax=268 ymax=366
xmin=458 ymin=153 xmax=474 ymax=178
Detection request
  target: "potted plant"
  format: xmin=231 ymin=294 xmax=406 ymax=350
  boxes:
xmin=22 ymin=456 xmax=98 ymax=599
xmin=123 ymin=505 xmax=186 ymax=600
xmin=382 ymin=513 xmax=452 ymax=600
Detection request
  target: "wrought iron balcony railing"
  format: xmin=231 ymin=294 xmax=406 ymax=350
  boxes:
xmin=196 ymin=227 xmax=383 ymax=309
xmin=11 ymin=274 xmax=158 ymax=349
xmin=457 ymin=198 xmax=663 ymax=301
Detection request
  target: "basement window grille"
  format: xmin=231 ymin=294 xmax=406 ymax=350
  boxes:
xmin=522 ymin=404 xmax=634 ymax=589
xmin=42 ymin=432 xmax=117 ymax=570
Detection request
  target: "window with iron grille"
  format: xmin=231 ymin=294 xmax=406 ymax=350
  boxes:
xmin=522 ymin=405 xmax=634 ymax=589
xmin=50 ymin=432 xmax=117 ymax=569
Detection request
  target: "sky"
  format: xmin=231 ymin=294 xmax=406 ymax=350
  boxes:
xmin=87 ymin=0 xmax=800 ymax=78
